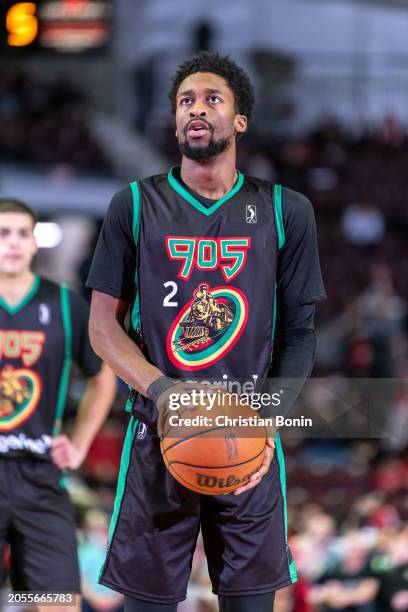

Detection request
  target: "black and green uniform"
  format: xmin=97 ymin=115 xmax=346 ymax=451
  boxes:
xmin=87 ymin=167 xmax=326 ymax=604
xmin=0 ymin=275 xmax=101 ymax=591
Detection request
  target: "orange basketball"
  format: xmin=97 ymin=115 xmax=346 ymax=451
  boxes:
xmin=160 ymin=390 xmax=266 ymax=495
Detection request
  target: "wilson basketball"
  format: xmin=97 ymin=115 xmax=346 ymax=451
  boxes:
xmin=160 ymin=390 xmax=266 ymax=495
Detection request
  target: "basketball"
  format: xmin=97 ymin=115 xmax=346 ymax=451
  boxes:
xmin=160 ymin=390 xmax=266 ymax=495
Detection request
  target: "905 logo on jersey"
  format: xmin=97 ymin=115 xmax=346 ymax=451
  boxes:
xmin=0 ymin=331 xmax=45 ymax=366
xmin=166 ymin=237 xmax=251 ymax=282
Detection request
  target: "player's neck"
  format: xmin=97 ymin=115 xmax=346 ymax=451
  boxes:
xmin=180 ymin=153 xmax=238 ymax=200
xmin=0 ymin=271 xmax=35 ymax=306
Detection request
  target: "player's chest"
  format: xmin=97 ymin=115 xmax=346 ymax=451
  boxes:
xmin=0 ymin=299 xmax=65 ymax=369
xmin=139 ymin=194 xmax=278 ymax=280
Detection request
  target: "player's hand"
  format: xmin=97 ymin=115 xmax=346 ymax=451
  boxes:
xmin=51 ymin=434 xmax=86 ymax=470
xmin=233 ymin=437 xmax=275 ymax=495
xmin=156 ymin=382 xmax=220 ymax=439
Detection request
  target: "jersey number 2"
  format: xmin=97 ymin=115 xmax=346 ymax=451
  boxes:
xmin=163 ymin=281 xmax=178 ymax=307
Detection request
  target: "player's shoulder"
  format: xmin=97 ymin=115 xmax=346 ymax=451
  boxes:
xmin=103 ymin=185 xmax=136 ymax=228
xmin=36 ymin=275 xmax=61 ymax=295
xmin=33 ymin=276 xmax=69 ymax=309
xmin=243 ymin=174 xmax=273 ymax=195
xmin=243 ymin=175 xmax=313 ymax=216
xmin=38 ymin=276 xmax=85 ymax=301
xmin=281 ymin=185 xmax=313 ymax=213
xmin=109 ymin=184 xmax=133 ymax=209
xmin=279 ymin=186 xmax=316 ymax=228
xmin=120 ymin=172 xmax=170 ymax=202
xmin=138 ymin=171 xmax=170 ymax=192
xmin=38 ymin=276 xmax=73 ymax=298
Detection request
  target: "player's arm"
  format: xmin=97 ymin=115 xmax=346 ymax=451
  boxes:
xmin=235 ymin=188 xmax=326 ymax=495
xmin=88 ymin=291 xmax=162 ymax=394
xmin=85 ymin=185 xmax=162 ymax=392
xmin=51 ymin=363 xmax=116 ymax=469
xmin=261 ymin=187 xmax=327 ymax=423
xmin=84 ymin=185 xmax=205 ymax=429
xmin=234 ymin=304 xmax=316 ymax=495
xmin=51 ymin=291 xmax=117 ymax=470
xmin=88 ymin=292 xmax=214 ymax=437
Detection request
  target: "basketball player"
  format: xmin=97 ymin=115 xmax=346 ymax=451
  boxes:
xmin=87 ymin=52 xmax=326 ymax=612
xmin=0 ymin=199 xmax=116 ymax=610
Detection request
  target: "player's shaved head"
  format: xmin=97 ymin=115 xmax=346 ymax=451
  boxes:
xmin=0 ymin=198 xmax=38 ymax=226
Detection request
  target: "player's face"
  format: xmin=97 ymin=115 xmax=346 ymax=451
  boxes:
xmin=0 ymin=213 xmax=37 ymax=277
xmin=175 ymin=72 xmax=247 ymax=160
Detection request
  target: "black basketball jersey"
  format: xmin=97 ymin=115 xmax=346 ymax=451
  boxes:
xmin=133 ymin=169 xmax=279 ymax=381
xmin=0 ymin=276 xmax=100 ymax=459
xmin=87 ymin=166 xmax=326 ymax=425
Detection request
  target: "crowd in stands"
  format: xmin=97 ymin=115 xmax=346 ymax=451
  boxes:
xmin=0 ymin=71 xmax=111 ymax=172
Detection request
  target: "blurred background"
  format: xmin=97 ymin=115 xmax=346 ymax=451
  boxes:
xmin=1 ymin=0 xmax=408 ymax=610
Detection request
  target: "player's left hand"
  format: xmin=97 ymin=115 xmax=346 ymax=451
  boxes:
xmin=233 ymin=437 xmax=275 ymax=495
xmin=51 ymin=434 xmax=86 ymax=470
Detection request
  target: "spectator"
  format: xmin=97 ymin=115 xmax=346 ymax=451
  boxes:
xmin=341 ymin=200 xmax=385 ymax=246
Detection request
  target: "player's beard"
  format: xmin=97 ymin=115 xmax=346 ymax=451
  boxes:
xmin=178 ymin=126 xmax=231 ymax=160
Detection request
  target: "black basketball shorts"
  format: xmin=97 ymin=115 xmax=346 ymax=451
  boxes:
xmin=0 ymin=457 xmax=80 ymax=592
xmin=99 ymin=416 xmax=297 ymax=605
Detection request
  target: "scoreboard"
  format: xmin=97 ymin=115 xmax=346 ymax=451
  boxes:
xmin=0 ymin=0 xmax=112 ymax=53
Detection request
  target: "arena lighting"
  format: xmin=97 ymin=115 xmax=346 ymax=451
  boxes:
xmin=34 ymin=222 xmax=63 ymax=248
xmin=3 ymin=0 xmax=112 ymax=52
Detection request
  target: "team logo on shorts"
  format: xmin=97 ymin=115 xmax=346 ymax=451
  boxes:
xmin=166 ymin=283 xmax=248 ymax=370
xmin=0 ymin=366 xmax=41 ymax=431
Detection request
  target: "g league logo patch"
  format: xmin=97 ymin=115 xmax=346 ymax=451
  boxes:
xmin=38 ymin=303 xmax=51 ymax=325
xmin=246 ymin=204 xmax=257 ymax=223
xmin=137 ymin=421 xmax=147 ymax=439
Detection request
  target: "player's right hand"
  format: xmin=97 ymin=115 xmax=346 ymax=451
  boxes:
xmin=148 ymin=377 xmax=219 ymax=438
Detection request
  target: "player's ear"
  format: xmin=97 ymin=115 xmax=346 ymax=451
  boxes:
xmin=234 ymin=114 xmax=247 ymax=136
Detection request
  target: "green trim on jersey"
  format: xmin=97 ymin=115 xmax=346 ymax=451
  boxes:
xmin=107 ymin=415 xmax=138 ymax=542
xmin=167 ymin=166 xmax=244 ymax=216
xmin=273 ymin=184 xmax=285 ymax=250
xmin=275 ymin=433 xmax=298 ymax=582
xmin=130 ymin=181 xmax=141 ymax=244
xmin=127 ymin=181 xmax=142 ymax=405
xmin=0 ymin=274 xmax=40 ymax=315
xmin=130 ymin=181 xmax=141 ymax=333
xmin=131 ymin=293 xmax=141 ymax=340
xmin=100 ymin=415 xmax=139 ymax=579
xmin=271 ymin=284 xmax=278 ymax=346
xmin=124 ymin=396 xmax=133 ymax=414
xmin=271 ymin=259 xmax=297 ymax=583
xmin=53 ymin=285 xmax=72 ymax=435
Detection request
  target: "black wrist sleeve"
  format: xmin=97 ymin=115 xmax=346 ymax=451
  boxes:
xmin=146 ymin=376 xmax=178 ymax=404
